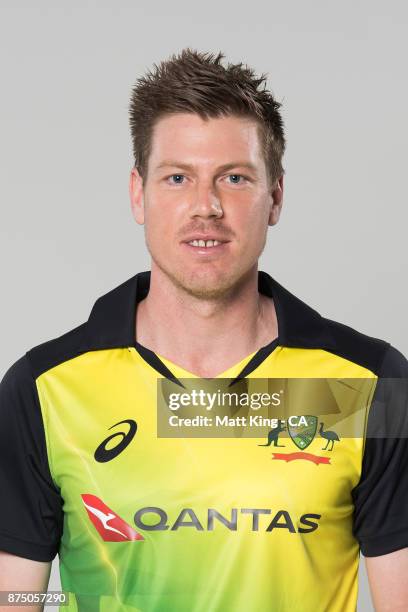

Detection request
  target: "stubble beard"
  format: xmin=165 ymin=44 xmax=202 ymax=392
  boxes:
xmin=150 ymin=249 xmax=245 ymax=302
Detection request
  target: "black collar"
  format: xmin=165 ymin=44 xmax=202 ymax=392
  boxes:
xmin=85 ymin=269 xmax=337 ymax=354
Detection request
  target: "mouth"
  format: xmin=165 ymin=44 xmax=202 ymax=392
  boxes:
xmin=181 ymin=237 xmax=231 ymax=255
xmin=186 ymin=239 xmax=228 ymax=248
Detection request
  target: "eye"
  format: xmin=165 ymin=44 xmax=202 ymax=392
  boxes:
xmin=226 ymin=174 xmax=248 ymax=185
xmin=167 ymin=174 xmax=185 ymax=185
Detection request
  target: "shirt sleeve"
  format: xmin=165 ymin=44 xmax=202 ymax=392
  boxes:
xmin=0 ymin=354 xmax=63 ymax=561
xmin=351 ymin=344 xmax=408 ymax=557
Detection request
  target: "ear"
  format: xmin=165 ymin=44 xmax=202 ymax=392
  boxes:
xmin=129 ymin=166 xmax=145 ymax=225
xmin=268 ymin=174 xmax=284 ymax=226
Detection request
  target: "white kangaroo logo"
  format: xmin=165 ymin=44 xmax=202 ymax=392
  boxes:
xmin=83 ymin=501 xmax=127 ymax=538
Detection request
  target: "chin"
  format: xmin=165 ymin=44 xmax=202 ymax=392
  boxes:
xmin=180 ymin=281 xmax=231 ymax=300
xmin=181 ymin=269 xmax=232 ymax=298
xmin=158 ymin=259 xmax=238 ymax=299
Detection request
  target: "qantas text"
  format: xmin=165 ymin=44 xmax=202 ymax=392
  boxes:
xmin=133 ymin=507 xmax=321 ymax=533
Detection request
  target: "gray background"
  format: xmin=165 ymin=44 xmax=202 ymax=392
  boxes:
xmin=1 ymin=1 xmax=407 ymax=610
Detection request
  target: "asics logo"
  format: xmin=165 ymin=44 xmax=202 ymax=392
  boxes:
xmin=94 ymin=419 xmax=137 ymax=463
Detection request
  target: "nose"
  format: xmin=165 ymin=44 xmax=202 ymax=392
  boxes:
xmin=188 ymin=181 xmax=223 ymax=219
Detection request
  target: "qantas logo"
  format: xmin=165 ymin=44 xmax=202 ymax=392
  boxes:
xmin=94 ymin=419 xmax=137 ymax=463
xmin=82 ymin=494 xmax=320 ymax=541
xmin=81 ymin=494 xmax=144 ymax=541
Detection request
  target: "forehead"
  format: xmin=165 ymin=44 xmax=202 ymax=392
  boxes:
xmin=148 ymin=113 xmax=263 ymax=169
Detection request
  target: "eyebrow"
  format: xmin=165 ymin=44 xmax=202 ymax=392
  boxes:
xmin=155 ymin=160 xmax=259 ymax=174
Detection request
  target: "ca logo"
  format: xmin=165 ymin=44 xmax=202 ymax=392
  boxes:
xmin=94 ymin=419 xmax=137 ymax=463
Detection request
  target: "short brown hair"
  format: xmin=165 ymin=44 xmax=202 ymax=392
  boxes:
xmin=129 ymin=48 xmax=286 ymax=186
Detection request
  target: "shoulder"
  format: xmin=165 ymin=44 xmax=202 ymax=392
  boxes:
xmin=25 ymin=321 xmax=89 ymax=379
xmin=0 ymin=321 xmax=91 ymax=442
xmin=0 ymin=353 xmax=43 ymax=439
xmin=0 ymin=353 xmax=34 ymax=401
xmin=376 ymin=344 xmax=408 ymax=377
xmin=322 ymin=316 xmax=407 ymax=377
xmin=1 ymin=321 xmax=89 ymax=403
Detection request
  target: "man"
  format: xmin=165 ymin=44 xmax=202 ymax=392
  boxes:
xmin=0 ymin=48 xmax=407 ymax=612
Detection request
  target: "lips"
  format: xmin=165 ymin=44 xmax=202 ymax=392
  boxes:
xmin=187 ymin=240 xmax=224 ymax=249
xmin=180 ymin=232 xmax=231 ymax=255
xmin=182 ymin=235 xmax=230 ymax=244
xmin=181 ymin=240 xmax=230 ymax=255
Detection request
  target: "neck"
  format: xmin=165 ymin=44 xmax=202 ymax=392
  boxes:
xmin=135 ymin=263 xmax=278 ymax=377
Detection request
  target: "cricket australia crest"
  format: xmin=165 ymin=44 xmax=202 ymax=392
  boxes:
xmin=288 ymin=415 xmax=317 ymax=450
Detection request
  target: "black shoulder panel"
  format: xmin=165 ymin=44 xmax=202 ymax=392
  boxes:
xmin=0 ymin=354 xmax=64 ymax=560
xmin=26 ymin=321 xmax=90 ymax=380
xmin=323 ymin=317 xmax=390 ymax=375
xmin=351 ymin=343 xmax=408 ymax=556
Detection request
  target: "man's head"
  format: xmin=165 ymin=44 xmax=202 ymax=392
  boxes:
xmin=128 ymin=48 xmax=286 ymax=300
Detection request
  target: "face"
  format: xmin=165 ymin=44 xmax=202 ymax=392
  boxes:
xmin=129 ymin=112 xmax=283 ymax=299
